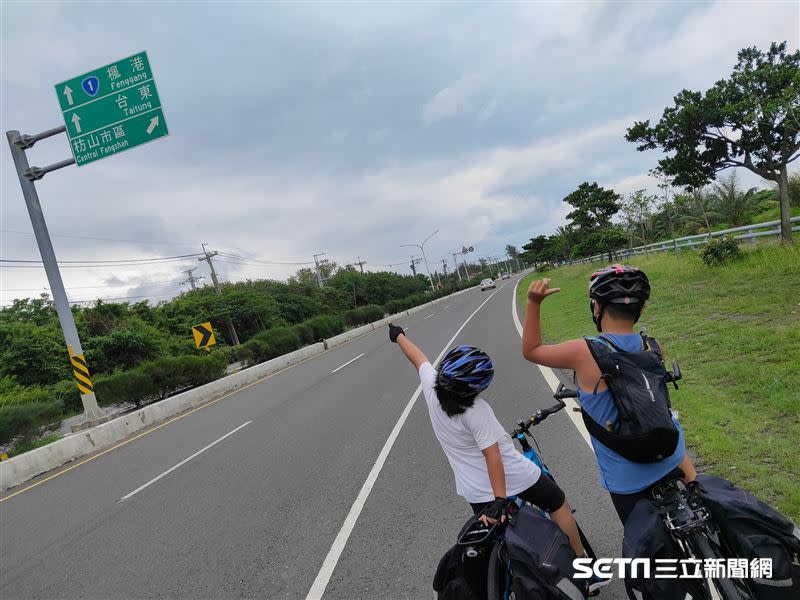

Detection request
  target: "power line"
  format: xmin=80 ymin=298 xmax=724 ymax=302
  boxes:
xmin=1 ymin=228 xmax=198 ymax=247
xmin=1 ymin=277 xmax=183 ymax=292
xmin=0 ymin=252 xmax=203 ymax=265
xmin=216 ymin=251 xmax=315 ymax=266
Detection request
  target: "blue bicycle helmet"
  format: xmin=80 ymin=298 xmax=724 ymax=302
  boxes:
xmin=437 ymin=345 xmax=494 ymax=397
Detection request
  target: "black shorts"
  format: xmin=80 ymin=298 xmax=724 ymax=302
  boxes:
xmin=609 ymin=467 xmax=686 ymax=525
xmin=469 ymin=473 xmax=566 ymax=515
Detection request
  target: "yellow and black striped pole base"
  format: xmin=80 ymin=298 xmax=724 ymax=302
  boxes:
xmin=67 ymin=346 xmax=102 ymax=419
xmin=70 ymin=353 xmax=94 ymax=395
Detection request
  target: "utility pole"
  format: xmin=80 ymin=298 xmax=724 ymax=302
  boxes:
xmin=355 ymin=256 xmax=367 ymax=274
xmin=409 ymin=256 xmax=422 ymax=276
xmin=181 ymin=267 xmax=203 ymax=291
xmin=6 ymin=127 xmax=102 ymax=420
xmin=401 ymin=230 xmax=438 ymax=293
xmin=313 ymin=252 xmax=326 ymax=287
xmin=199 ymin=244 xmax=240 ymax=346
xmin=452 ymin=253 xmax=463 ymax=283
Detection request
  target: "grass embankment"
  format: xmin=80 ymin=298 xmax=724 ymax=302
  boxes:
xmin=518 ymin=243 xmax=800 ymax=521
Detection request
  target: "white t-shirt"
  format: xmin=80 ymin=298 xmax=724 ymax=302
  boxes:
xmin=419 ymin=362 xmax=540 ymax=503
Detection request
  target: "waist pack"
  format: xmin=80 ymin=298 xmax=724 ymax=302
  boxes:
xmin=433 ymin=514 xmax=495 ymax=600
xmin=696 ymin=474 xmax=800 ymax=599
xmin=504 ymin=505 xmax=584 ymax=600
xmin=582 ymin=334 xmax=679 ymax=463
xmin=622 ymin=498 xmax=708 ymax=600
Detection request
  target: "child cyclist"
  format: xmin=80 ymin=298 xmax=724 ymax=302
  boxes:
xmin=387 ymin=323 xmax=601 ymax=574
xmin=521 ymin=265 xmax=697 ymax=525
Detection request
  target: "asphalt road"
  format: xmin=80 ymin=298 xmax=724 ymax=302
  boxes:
xmin=0 ymin=276 xmax=626 ymax=599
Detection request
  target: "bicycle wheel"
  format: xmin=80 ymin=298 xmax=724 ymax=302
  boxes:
xmin=486 ymin=540 xmax=507 ymax=600
xmin=690 ymin=531 xmax=754 ymax=600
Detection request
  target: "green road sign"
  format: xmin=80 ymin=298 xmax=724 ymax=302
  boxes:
xmin=55 ymin=51 xmax=168 ymax=166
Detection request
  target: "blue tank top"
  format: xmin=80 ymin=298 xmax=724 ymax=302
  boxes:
xmin=577 ymin=332 xmax=686 ymax=494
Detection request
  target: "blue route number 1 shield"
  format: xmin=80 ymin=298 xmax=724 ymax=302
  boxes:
xmin=81 ymin=76 xmax=100 ymax=97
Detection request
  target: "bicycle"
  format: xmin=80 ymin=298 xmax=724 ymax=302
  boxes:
xmin=456 ymin=383 xmax=598 ymax=599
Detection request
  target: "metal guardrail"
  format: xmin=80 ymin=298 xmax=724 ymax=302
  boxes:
xmin=567 ymin=216 xmax=800 ymax=265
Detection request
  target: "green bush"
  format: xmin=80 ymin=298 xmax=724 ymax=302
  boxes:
xmin=258 ymin=327 xmax=301 ymax=359
xmin=51 ymin=379 xmax=82 ymax=414
xmin=93 ymin=353 xmax=227 ymax=407
xmin=178 ymin=353 xmax=227 ymax=386
xmin=343 ymin=305 xmax=384 ymax=327
xmin=292 ymin=322 xmax=315 ymax=345
xmin=0 ymin=384 xmax=52 ymax=406
xmin=233 ymin=345 xmax=255 ymax=365
xmin=383 ymin=299 xmax=409 ymax=314
xmin=699 ymin=235 xmax=743 ymax=266
xmin=0 ymin=401 xmax=63 ymax=444
xmin=243 ymin=335 xmax=272 ymax=363
xmin=94 ymin=369 xmax=157 ymax=407
xmin=305 ymin=315 xmax=344 ymax=340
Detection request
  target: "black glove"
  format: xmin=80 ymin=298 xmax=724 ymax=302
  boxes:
xmin=388 ymin=323 xmax=405 ymax=343
xmin=483 ymin=497 xmax=516 ymax=523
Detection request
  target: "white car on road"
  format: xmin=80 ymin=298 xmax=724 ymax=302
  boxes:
xmin=480 ymin=278 xmax=496 ymax=291
xmin=500 ymin=272 xmax=511 ymax=280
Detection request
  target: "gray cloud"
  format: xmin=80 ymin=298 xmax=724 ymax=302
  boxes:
xmin=2 ymin=1 xmax=797 ymax=304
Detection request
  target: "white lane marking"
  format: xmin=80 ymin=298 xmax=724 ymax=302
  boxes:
xmin=511 ymin=278 xmax=593 ymax=450
xmin=424 ymin=314 xmax=434 ymax=319
xmin=117 ymin=421 xmax=253 ymax=502
xmin=305 ymin=286 xmax=506 ymax=600
xmin=331 ymin=353 xmax=366 ymax=374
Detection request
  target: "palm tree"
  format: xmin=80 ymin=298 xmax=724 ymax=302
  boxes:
xmin=711 ymin=172 xmax=762 ymax=228
xmin=676 ymin=188 xmax=719 ymax=234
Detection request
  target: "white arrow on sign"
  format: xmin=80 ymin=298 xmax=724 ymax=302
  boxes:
xmin=63 ymin=85 xmax=74 ymax=106
xmin=71 ymin=113 xmax=82 ymax=133
xmin=146 ymin=116 xmax=159 ymax=135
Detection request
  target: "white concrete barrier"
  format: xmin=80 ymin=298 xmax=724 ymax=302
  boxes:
xmin=1 ymin=284 xmax=479 ymax=491
xmin=0 ymin=342 xmax=325 ymax=491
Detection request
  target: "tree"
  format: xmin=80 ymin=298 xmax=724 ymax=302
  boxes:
xmin=674 ymin=188 xmax=717 ymax=234
xmin=563 ymin=182 xmax=627 ymax=260
xmin=710 ymin=172 xmax=763 ymax=227
xmin=627 ymin=42 xmax=800 ymax=243
xmin=521 ymin=235 xmax=548 ymax=263
xmin=789 ymin=169 xmax=800 ymax=207
xmin=620 ymin=189 xmax=657 ymax=249
xmin=505 ymin=245 xmax=519 ymax=259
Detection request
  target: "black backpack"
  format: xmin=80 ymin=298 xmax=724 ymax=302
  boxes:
xmin=582 ymin=334 xmax=679 ymax=463
xmin=696 ymin=474 xmax=800 ymax=599
xmin=504 ymin=506 xmax=585 ymax=600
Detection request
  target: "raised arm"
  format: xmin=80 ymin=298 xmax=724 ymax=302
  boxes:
xmin=522 ymin=279 xmax=584 ymax=370
xmin=389 ymin=323 xmax=428 ymax=370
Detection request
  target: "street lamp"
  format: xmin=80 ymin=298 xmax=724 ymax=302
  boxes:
xmin=402 ymin=229 xmax=438 ymax=292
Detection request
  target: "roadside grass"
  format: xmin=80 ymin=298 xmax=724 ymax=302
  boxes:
xmin=9 ymin=433 xmax=62 ymax=458
xmin=518 ymin=242 xmax=800 ymax=521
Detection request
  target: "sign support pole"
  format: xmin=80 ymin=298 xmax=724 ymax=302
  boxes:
xmin=6 ymin=129 xmax=102 ymax=419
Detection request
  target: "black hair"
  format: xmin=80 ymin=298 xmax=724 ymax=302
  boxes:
xmin=434 ymin=381 xmax=479 ymax=417
xmin=602 ymin=301 xmax=644 ymax=323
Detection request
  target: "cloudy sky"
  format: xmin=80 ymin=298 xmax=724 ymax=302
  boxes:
xmin=1 ymin=1 xmax=798 ymax=305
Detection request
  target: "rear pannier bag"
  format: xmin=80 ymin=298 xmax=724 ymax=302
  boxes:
xmin=433 ymin=515 xmax=494 ymax=600
xmin=696 ymin=474 xmax=800 ymax=599
xmin=504 ymin=505 xmax=585 ymax=600
xmin=622 ymin=498 xmax=707 ymax=600
xmin=582 ymin=334 xmax=679 ymax=463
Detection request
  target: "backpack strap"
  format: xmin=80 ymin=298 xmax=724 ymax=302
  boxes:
xmin=581 ymin=337 xmax=622 ymax=434
xmin=645 ymin=336 xmax=664 ymax=364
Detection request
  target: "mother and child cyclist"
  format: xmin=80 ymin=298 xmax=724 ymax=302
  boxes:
xmin=389 ymin=264 xmax=697 ymax=596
